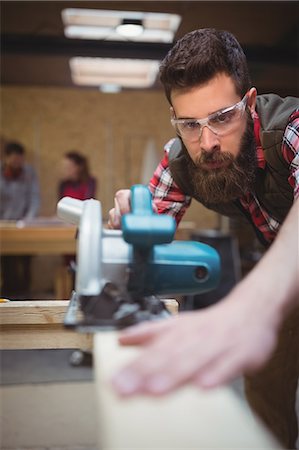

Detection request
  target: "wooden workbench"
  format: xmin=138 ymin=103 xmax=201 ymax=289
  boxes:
xmin=0 ymin=299 xmax=177 ymax=350
xmin=0 ymin=300 xmax=92 ymax=350
xmin=0 ymin=220 xmax=77 ymax=298
xmin=0 ymin=220 xmax=77 ymax=255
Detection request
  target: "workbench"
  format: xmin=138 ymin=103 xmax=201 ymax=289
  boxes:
xmin=0 ymin=300 xmax=92 ymax=350
xmin=0 ymin=219 xmax=77 ymax=298
xmin=0 ymin=219 xmax=77 ymax=255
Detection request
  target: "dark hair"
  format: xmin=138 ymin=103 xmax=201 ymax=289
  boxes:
xmin=159 ymin=28 xmax=251 ymax=104
xmin=64 ymin=151 xmax=90 ymax=181
xmin=4 ymin=141 xmax=25 ymax=156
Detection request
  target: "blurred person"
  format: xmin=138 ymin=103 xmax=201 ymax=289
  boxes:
xmin=0 ymin=141 xmax=40 ymax=298
xmin=58 ymin=151 xmax=97 ymax=201
xmin=108 ymin=29 xmax=299 ymax=449
xmin=58 ymin=151 xmax=97 ymax=282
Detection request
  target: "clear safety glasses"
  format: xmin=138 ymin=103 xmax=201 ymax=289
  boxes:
xmin=171 ymin=94 xmax=248 ymax=142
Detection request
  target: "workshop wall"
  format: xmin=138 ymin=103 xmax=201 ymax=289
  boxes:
xmin=1 ymin=85 xmax=217 ymax=229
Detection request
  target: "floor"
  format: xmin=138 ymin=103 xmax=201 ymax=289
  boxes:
xmin=0 ymin=349 xmax=97 ymax=449
xmin=1 ymin=381 xmax=98 ymax=449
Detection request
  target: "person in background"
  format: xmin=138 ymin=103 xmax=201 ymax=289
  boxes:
xmin=58 ymin=151 xmax=97 ymax=280
xmin=0 ymin=141 xmax=40 ymax=298
xmin=108 ymin=29 xmax=299 ymax=449
xmin=58 ymin=151 xmax=97 ymax=201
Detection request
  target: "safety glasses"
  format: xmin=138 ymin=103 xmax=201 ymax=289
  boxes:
xmin=171 ymin=94 xmax=248 ymax=142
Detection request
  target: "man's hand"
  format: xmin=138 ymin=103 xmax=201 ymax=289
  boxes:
xmin=109 ymin=199 xmax=298 ymax=397
xmin=107 ymin=189 xmax=131 ymax=229
xmin=110 ymin=287 xmax=279 ymax=396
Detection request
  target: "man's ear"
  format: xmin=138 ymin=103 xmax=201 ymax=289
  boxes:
xmin=170 ymin=106 xmax=175 ymax=119
xmin=247 ymin=87 xmax=257 ymax=115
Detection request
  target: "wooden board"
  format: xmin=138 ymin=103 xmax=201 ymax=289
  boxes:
xmin=0 ymin=300 xmax=177 ymax=350
xmin=93 ymin=331 xmax=281 ymax=449
xmin=0 ymin=300 xmax=92 ymax=350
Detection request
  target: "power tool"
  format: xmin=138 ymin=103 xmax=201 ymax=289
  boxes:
xmin=57 ymin=185 xmax=220 ymax=331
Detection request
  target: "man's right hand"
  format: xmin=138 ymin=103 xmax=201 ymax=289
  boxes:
xmin=107 ymin=189 xmax=131 ymax=229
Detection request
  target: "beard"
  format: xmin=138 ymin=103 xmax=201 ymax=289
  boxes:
xmin=185 ymin=113 xmax=257 ymax=205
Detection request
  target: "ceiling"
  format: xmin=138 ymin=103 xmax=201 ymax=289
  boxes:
xmin=1 ymin=1 xmax=298 ymax=96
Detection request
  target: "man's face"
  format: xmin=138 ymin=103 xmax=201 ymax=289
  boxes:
xmin=5 ymin=153 xmax=25 ymax=172
xmin=170 ymin=73 xmax=257 ymax=203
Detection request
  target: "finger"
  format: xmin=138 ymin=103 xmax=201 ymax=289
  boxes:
xmin=107 ymin=207 xmax=119 ymax=229
xmin=113 ymin=197 xmax=121 ymax=227
xmin=115 ymin=189 xmax=131 ymax=215
xmin=107 ymin=198 xmax=122 ymax=229
xmin=113 ymin=317 xmax=214 ymax=396
xmin=111 ymin=332 xmax=183 ymax=396
xmin=111 ymin=337 xmax=203 ymax=397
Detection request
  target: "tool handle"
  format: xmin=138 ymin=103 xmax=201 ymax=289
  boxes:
xmin=130 ymin=184 xmax=153 ymax=216
xmin=122 ymin=185 xmax=176 ymax=247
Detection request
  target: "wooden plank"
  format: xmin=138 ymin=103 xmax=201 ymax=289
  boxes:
xmin=0 ymin=300 xmax=177 ymax=350
xmin=0 ymin=325 xmax=93 ymax=350
xmin=0 ymin=299 xmax=178 ymax=325
xmin=0 ymin=300 xmax=92 ymax=350
xmin=93 ymin=331 xmax=281 ymax=449
xmin=0 ymin=300 xmax=69 ymax=325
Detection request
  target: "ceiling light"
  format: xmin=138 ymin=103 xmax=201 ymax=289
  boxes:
xmin=62 ymin=9 xmax=181 ymax=43
xmin=69 ymin=57 xmax=160 ymax=89
xmin=116 ymin=19 xmax=144 ymax=38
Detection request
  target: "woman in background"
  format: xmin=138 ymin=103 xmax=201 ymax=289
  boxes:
xmin=58 ymin=151 xmax=97 ymax=201
xmin=58 ymin=151 xmax=97 ymax=287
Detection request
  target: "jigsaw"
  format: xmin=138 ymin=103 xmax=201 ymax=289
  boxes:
xmin=57 ymin=184 xmax=220 ymax=331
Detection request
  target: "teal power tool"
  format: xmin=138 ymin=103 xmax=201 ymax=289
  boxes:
xmin=57 ymin=185 xmax=220 ymax=331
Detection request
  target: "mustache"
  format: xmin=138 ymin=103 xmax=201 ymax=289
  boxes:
xmin=194 ymin=150 xmax=234 ymax=166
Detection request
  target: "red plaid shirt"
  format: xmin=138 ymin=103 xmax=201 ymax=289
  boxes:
xmin=149 ymin=110 xmax=299 ymax=245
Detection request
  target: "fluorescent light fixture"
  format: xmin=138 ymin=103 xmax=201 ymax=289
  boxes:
xmin=116 ymin=19 xmax=144 ymax=38
xmin=62 ymin=9 xmax=181 ymax=43
xmin=70 ymin=57 xmax=160 ymax=88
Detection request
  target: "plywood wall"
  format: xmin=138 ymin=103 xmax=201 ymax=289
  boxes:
xmin=0 ymin=85 xmax=217 ymax=229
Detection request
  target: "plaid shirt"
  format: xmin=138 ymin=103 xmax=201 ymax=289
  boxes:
xmin=149 ymin=110 xmax=299 ymax=245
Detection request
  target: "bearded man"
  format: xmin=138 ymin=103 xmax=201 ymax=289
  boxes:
xmin=108 ymin=29 xmax=299 ymax=449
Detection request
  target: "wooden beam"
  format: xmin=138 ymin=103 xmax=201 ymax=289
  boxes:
xmin=0 ymin=300 xmax=92 ymax=350
xmin=93 ymin=331 xmax=281 ymax=449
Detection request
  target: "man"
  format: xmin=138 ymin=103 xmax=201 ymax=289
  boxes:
xmin=0 ymin=141 xmax=40 ymax=297
xmin=108 ymin=29 xmax=299 ymax=448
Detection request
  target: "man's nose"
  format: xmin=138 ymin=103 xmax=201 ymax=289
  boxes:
xmin=199 ymin=125 xmax=220 ymax=152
